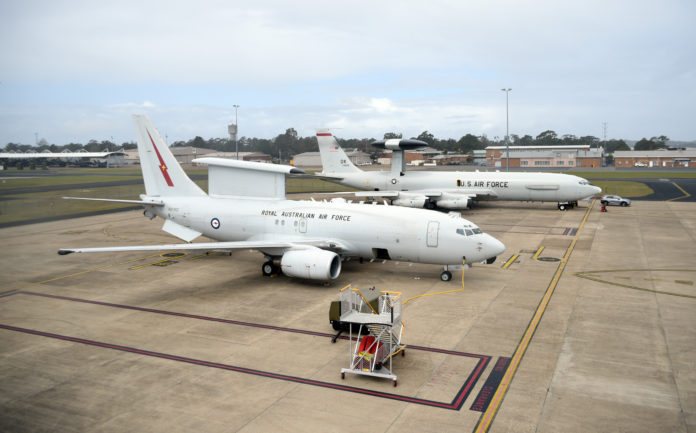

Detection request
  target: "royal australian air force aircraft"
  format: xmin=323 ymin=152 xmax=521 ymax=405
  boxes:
xmin=316 ymin=130 xmax=602 ymax=211
xmin=58 ymin=115 xmax=505 ymax=282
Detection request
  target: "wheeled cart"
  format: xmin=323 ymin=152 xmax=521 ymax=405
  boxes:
xmin=338 ymin=286 xmax=405 ymax=387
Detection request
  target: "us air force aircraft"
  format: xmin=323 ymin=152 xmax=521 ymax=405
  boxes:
xmin=58 ymin=115 xmax=505 ymax=282
xmin=316 ymin=130 xmax=601 ymax=211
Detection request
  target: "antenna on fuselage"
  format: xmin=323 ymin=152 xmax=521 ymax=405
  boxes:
xmin=370 ymin=138 xmax=428 ymax=177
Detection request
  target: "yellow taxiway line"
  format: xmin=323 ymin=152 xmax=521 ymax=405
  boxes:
xmin=532 ymin=246 xmax=545 ymax=261
xmin=474 ymin=199 xmax=595 ymax=433
xmin=666 ymin=181 xmax=691 ymax=202
xmin=501 ymin=254 xmax=519 ymax=270
xmin=1 ymin=253 xmax=164 ymax=294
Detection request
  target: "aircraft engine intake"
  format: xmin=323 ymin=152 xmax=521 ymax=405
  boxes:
xmin=280 ymin=249 xmax=341 ymax=280
xmin=392 ymin=196 xmax=428 ymax=208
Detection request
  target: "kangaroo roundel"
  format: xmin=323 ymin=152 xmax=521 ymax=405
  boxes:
xmin=211 ymin=218 xmax=221 ymax=229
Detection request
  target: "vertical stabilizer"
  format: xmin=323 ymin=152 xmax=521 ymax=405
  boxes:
xmin=316 ymin=129 xmax=362 ymax=174
xmin=132 ymin=115 xmax=206 ymax=197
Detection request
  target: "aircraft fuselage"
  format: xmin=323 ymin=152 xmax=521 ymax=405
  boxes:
xmin=158 ymin=196 xmax=503 ymax=265
xmin=335 ymin=170 xmax=599 ymax=202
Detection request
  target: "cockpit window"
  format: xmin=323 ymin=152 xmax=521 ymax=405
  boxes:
xmin=457 ymin=226 xmax=483 ymax=236
xmin=579 ymin=180 xmax=590 ymax=185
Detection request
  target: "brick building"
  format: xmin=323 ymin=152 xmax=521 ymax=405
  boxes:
xmin=485 ymin=145 xmax=603 ymax=168
xmin=613 ymin=149 xmax=696 ymax=168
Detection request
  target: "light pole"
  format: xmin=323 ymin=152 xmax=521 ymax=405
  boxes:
xmin=233 ymin=104 xmax=240 ymax=160
xmin=501 ymin=88 xmax=511 ymax=171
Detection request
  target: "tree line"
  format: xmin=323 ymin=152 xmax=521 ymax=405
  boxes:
xmin=3 ymin=129 xmax=671 ymax=161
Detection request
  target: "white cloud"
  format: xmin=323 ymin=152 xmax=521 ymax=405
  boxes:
xmin=1 ymin=0 xmax=695 ymax=143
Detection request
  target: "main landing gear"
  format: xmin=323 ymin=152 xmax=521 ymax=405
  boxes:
xmin=261 ymin=260 xmax=279 ymax=277
xmin=558 ymin=201 xmax=578 ymax=211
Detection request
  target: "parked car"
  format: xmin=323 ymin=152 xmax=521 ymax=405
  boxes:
xmin=600 ymin=195 xmax=631 ymax=206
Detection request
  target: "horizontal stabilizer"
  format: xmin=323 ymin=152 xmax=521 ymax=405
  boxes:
xmin=193 ymin=158 xmax=305 ymax=175
xmin=162 ymin=219 xmax=202 ymax=242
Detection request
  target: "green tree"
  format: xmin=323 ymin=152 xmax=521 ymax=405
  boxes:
xmin=191 ymin=136 xmax=206 ymax=148
xmin=275 ymin=128 xmax=299 ymax=160
xmin=415 ymin=131 xmax=435 ymax=146
xmin=383 ymin=132 xmax=402 ymax=139
xmin=457 ymin=133 xmax=482 ymax=153
xmin=603 ymin=139 xmax=630 ymax=153
xmin=536 ymin=130 xmax=558 ymax=145
xmin=634 ymin=138 xmax=667 ymax=151
xmin=517 ymin=135 xmax=534 ymax=146
xmin=579 ymin=136 xmax=600 ymax=147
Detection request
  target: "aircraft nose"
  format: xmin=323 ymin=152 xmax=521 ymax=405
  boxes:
xmin=478 ymin=234 xmax=505 ymax=260
xmin=488 ymin=236 xmax=506 ymax=257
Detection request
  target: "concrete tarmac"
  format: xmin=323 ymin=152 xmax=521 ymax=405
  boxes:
xmin=0 ymin=200 xmax=694 ymax=432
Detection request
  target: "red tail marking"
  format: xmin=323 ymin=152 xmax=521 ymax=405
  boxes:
xmin=316 ymin=133 xmax=332 ymax=137
xmin=147 ymin=130 xmax=174 ymax=187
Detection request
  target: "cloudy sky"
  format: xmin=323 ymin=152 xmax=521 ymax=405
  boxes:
xmin=1 ymin=0 xmax=694 ymax=146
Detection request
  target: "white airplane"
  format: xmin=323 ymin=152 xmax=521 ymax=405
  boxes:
xmin=316 ymin=131 xmax=602 ymax=211
xmin=58 ymin=115 xmax=505 ymax=282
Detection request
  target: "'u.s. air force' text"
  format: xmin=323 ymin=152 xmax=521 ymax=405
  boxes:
xmin=261 ymin=210 xmax=351 ymax=221
xmin=463 ymin=180 xmax=509 ymax=188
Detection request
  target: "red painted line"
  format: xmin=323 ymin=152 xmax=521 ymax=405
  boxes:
xmin=4 ymin=291 xmax=491 ymax=410
xmin=146 ymin=129 xmax=174 ymax=187
xmin=0 ymin=323 xmax=482 ymax=410
xmin=316 ymin=133 xmax=332 ymax=136
xmin=19 ymin=291 xmax=489 ymax=359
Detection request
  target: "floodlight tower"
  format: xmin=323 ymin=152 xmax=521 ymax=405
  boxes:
xmin=501 ymin=88 xmax=511 ymax=171
xmin=228 ymin=104 xmax=240 ymax=160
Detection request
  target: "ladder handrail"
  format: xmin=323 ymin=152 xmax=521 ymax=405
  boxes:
xmin=351 ymin=288 xmax=377 ymax=314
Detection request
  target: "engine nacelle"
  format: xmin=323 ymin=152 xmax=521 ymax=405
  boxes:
xmin=392 ymin=196 xmax=428 ymax=208
xmin=436 ymin=197 xmax=472 ymax=209
xmin=280 ymin=249 xmax=341 ymax=280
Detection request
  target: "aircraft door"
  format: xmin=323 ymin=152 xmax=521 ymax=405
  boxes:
xmin=299 ymin=218 xmax=307 ymax=233
xmin=426 ymin=221 xmax=439 ymax=247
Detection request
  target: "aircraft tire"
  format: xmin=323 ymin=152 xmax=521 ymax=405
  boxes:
xmin=440 ymin=271 xmax=452 ymax=281
xmin=262 ymin=261 xmax=276 ymax=276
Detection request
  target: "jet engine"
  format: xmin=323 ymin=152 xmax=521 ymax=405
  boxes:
xmin=280 ymin=249 xmax=341 ymax=280
xmin=435 ymin=195 xmax=472 ymax=209
xmin=392 ymin=196 xmax=428 ymax=208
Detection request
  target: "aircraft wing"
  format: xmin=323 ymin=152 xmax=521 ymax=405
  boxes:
xmin=352 ymin=189 xmax=498 ymax=200
xmin=439 ymin=188 xmax=498 ymax=200
xmin=353 ymin=191 xmax=400 ymax=198
xmin=58 ymin=239 xmax=346 ymax=255
xmin=62 ymin=197 xmax=165 ymax=206
xmin=298 ymin=173 xmax=346 ymax=182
